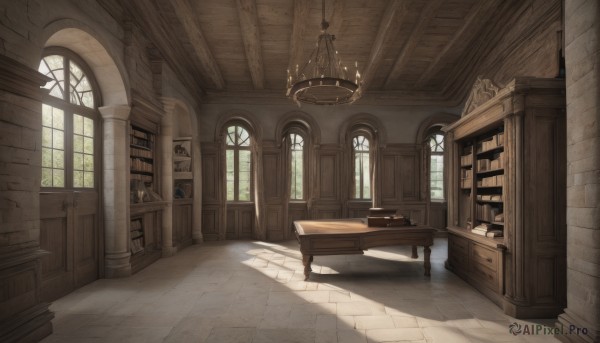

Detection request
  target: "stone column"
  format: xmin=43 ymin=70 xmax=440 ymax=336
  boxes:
xmin=192 ymin=135 xmax=204 ymax=243
xmin=161 ymin=99 xmax=174 ymax=256
xmin=557 ymin=1 xmax=600 ymax=342
xmin=99 ymin=105 xmax=132 ymax=278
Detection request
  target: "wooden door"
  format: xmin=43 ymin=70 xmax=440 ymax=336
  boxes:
xmin=226 ymin=204 xmax=254 ymax=239
xmin=40 ymin=191 xmax=99 ymax=301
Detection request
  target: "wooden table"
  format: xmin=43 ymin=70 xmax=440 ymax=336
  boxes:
xmin=294 ymin=218 xmax=435 ymax=280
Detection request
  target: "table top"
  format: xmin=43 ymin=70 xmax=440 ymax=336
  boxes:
xmin=294 ymin=218 xmax=435 ymax=236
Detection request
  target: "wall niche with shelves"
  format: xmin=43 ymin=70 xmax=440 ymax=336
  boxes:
xmin=444 ymin=77 xmax=566 ymax=318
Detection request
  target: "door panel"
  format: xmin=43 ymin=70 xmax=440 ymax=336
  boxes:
xmin=40 ymin=192 xmax=73 ymax=302
xmin=40 ymin=191 xmax=99 ymax=301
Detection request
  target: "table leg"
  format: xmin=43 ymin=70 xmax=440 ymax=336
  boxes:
xmin=424 ymin=246 xmax=431 ymax=276
xmin=411 ymin=245 xmax=418 ymax=259
xmin=302 ymin=254 xmax=313 ymax=280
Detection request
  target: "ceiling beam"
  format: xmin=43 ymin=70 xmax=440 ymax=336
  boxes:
xmin=288 ymin=0 xmax=311 ymax=77
xmin=414 ymin=1 xmax=498 ymax=88
xmin=353 ymin=0 xmax=406 ymax=99
xmin=383 ymin=0 xmax=444 ymax=89
xmin=235 ymin=0 xmax=265 ymax=89
xmin=171 ymin=0 xmax=225 ymax=90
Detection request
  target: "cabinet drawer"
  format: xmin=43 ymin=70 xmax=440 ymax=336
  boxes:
xmin=470 ymin=259 xmax=499 ymax=292
xmin=470 ymin=243 xmax=498 ymax=272
xmin=449 ymin=234 xmax=469 ymax=257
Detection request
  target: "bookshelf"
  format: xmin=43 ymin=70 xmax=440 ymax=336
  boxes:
xmin=172 ymin=137 xmax=193 ymax=250
xmin=128 ymin=119 xmax=164 ymax=273
xmin=444 ymin=77 xmax=566 ymax=318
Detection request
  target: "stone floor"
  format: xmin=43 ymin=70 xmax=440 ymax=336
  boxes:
xmin=41 ymin=238 xmax=560 ymax=343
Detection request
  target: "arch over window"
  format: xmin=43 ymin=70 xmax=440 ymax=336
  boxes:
xmin=352 ymin=135 xmax=371 ymax=199
xmin=38 ymin=48 xmax=100 ymax=189
xmin=429 ymin=132 xmax=445 ymax=200
xmin=225 ymin=124 xmax=252 ymax=201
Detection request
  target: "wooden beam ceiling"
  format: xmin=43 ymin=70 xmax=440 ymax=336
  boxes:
xmin=171 ymin=0 xmax=225 ymax=90
xmin=383 ymin=0 xmax=444 ymax=89
xmin=414 ymin=1 xmax=498 ymax=88
xmin=235 ymin=0 xmax=265 ymax=90
xmin=327 ymin=0 xmax=344 ymax=37
xmin=288 ymin=0 xmax=311 ymax=77
xmin=354 ymin=0 xmax=406 ymax=99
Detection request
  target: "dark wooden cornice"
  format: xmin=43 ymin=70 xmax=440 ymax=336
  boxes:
xmin=0 ymin=54 xmax=51 ymax=101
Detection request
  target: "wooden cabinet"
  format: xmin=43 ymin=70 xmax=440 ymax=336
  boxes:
xmin=173 ymin=137 xmax=193 ymax=249
xmin=128 ymin=98 xmax=165 ymax=273
xmin=444 ymin=77 xmax=566 ymax=318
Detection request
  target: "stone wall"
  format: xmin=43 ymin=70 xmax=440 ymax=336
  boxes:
xmin=558 ymin=1 xmax=600 ymax=342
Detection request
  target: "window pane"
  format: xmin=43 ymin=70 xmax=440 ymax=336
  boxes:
xmin=52 ymin=107 xmax=64 ymax=130
xmin=238 ymin=150 xmax=251 ymax=200
xmin=73 ymin=171 xmax=83 ymax=188
xmin=73 ymin=135 xmax=84 ymax=153
xmin=74 ymin=114 xmax=83 ymax=135
xmin=41 ymin=168 xmax=52 ymax=187
xmin=238 ymin=177 xmax=250 ymax=201
xmin=362 ymin=153 xmax=370 ymax=198
xmin=39 ymin=55 xmax=65 ymax=100
xmin=354 ymin=153 xmax=361 ymax=198
xmin=226 ymin=150 xmax=234 ymax=200
xmin=239 ymin=150 xmax=251 ymax=172
xmin=226 ymin=126 xmax=236 ymax=146
xmin=42 ymin=148 xmax=52 ymax=168
xmin=53 ymin=169 xmax=64 ymax=187
xmin=69 ymin=62 xmax=94 ymax=108
xmin=83 ymin=117 xmax=94 ymax=137
xmin=430 ymin=154 xmax=444 ymax=200
xmin=84 ymin=137 xmax=93 ymax=154
xmin=291 ymin=149 xmax=303 ymax=200
xmin=226 ymin=181 xmax=235 ymax=201
xmin=53 ymin=150 xmax=64 ymax=169
xmin=53 ymin=129 xmax=64 ymax=149
xmin=74 ymin=152 xmax=84 ymax=170
xmin=83 ymin=154 xmax=94 ymax=171
xmin=84 ymin=172 xmax=94 ymax=188
xmin=42 ymin=127 xmax=52 ymax=148
xmin=238 ymin=126 xmax=250 ymax=146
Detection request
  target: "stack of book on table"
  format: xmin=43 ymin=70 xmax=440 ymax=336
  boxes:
xmin=471 ymin=223 xmax=503 ymax=238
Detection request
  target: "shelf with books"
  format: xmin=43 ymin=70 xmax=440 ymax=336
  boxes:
xmin=444 ymin=77 xmax=566 ymax=317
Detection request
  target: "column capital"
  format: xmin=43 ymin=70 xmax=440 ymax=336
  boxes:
xmin=99 ymin=104 xmax=131 ymax=121
xmin=160 ymin=97 xmax=179 ymax=115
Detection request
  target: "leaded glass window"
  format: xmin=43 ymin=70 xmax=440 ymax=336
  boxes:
xmin=430 ymin=133 xmax=444 ymax=200
xmin=289 ymin=133 xmax=304 ymax=200
xmin=352 ymin=135 xmax=371 ymax=199
xmin=38 ymin=50 xmax=98 ymax=189
xmin=226 ymin=125 xmax=252 ymax=201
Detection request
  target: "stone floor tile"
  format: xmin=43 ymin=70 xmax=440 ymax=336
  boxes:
xmin=366 ymin=328 xmax=424 ymax=342
xmin=204 ymin=327 xmax=255 ymax=343
xmin=354 ymin=315 xmax=396 ymax=330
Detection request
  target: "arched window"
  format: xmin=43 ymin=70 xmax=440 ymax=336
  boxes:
xmin=352 ymin=135 xmax=371 ymax=199
xmin=429 ymin=133 xmax=444 ymax=200
xmin=38 ymin=50 xmax=99 ymax=188
xmin=225 ymin=124 xmax=252 ymax=201
xmin=288 ymin=133 xmax=305 ymax=200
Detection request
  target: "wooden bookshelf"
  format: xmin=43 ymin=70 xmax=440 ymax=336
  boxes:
xmin=444 ymin=77 xmax=566 ymax=318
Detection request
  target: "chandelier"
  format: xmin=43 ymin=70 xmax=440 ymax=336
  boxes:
xmin=286 ymin=0 xmax=361 ymax=105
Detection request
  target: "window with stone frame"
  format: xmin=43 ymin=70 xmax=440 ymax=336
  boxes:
xmin=225 ymin=124 xmax=252 ymax=201
xmin=352 ymin=135 xmax=371 ymax=199
xmin=38 ymin=49 xmax=99 ymax=189
xmin=288 ymin=132 xmax=305 ymax=200
xmin=429 ymin=133 xmax=445 ymax=200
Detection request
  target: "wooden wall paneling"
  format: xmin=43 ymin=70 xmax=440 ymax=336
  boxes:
xmin=400 ymin=154 xmax=419 ymax=201
xmin=266 ymin=205 xmax=283 ymax=241
xmin=73 ymin=192 xmax=99 ymax=288
xmin=173 ymin=202 xmax=193 ymax=248
xmin=240 ymin=207 xmax=254 ymax=239
xmin=347 ymin=201 xmax=371 ymax=218
xmin=263 ymin=150 xmax=282 ymax=202
xmin=40 ymin=192 xmax=73 ymax=302
xmin=317 ymin=150 xmax=340 ymax=200
xmin=226 ymin=209 xmax=236 ymax=239
xmin=201 ymin=205 xmax=220 ymax=241
xmin=381 ymin=154 xmax=398 ymax=201
xmin=201 ymin=151 xmax=219 ymax=203
xmin=288 ymin=203 xmax=308 ymax=235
